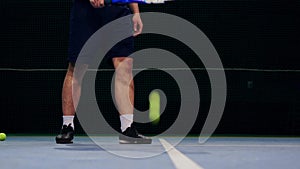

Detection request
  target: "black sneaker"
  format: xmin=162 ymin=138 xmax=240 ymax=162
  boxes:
xmin=56 ymin=124 xmax=74 ymax=144
xmin=119 ymin=126 xmax=152 ymax=144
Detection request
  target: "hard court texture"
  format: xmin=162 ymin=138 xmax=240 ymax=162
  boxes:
xmin=1 ymin=136 xmax=300 ymax=169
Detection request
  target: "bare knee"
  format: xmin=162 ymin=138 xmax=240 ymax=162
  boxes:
xmin=65 ymin=63 xmax=88 ymax=86
xmin=113 ymin=57 xmax=133 ymax=83
xmin=113 ymin=57 xmax=133 ymax=70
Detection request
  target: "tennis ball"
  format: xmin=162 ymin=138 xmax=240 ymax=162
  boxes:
xmin=0 ymin=133 xmax=6 ymax=141
xmin=149 ymin=91 xmax=160 ymax=125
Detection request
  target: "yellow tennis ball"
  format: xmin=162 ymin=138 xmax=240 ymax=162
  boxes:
xmin=0 ymin=133 xmax=6 ymax=141
xmin=149 ymin=91 xmax=160 ymax=125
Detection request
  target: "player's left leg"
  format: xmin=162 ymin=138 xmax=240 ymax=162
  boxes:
xmin=112 ymin=58 xmax=134 ymax=115
xmin=113 ymin=57 xmax=152 ymax=144
xmin=113 ymin=57 xmax=134 ymax=131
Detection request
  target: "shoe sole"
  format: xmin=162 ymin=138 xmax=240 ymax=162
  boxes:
xmin=56 ymin=139 xmax=73 ymax=144
xmin=56 ymin=141 xmax=73 ymax=144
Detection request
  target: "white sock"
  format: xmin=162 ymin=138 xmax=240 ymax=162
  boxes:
xmin=120 ymin=114 xmax=133 ymax=132
xmin=63 ymin=116 xmax=74 ymax=129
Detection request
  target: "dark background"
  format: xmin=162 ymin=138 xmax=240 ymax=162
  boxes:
xmin=0 ymin=0 xmax=299 ymax=136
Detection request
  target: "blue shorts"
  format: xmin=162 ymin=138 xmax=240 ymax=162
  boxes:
xmin=67 ymin=0 xmax=134 ymax=64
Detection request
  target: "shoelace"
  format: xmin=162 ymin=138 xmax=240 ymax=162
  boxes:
xmin=61 ymin=124 xmax=72 ymax=133
xmin=128 ymin=126 xmax=138 ymax=137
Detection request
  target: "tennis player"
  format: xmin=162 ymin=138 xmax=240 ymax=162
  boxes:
xmin=56 ymin=0 xmax=151 ymax=144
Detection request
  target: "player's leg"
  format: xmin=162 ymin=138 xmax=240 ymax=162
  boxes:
xmin=113 ymin=57 xmax=134 ymax=131
xmin=101 ymin=5 xmax=151 ymax=144
xmin=62 ymin=63 xmax=88 ymax=117
xmin=56 ymin=0 xmax=98 ymax=144
xmin=62 ymin=63 xmax=76 ymax=117
xmin=56 ymin=63 xmax=88 ymax=144
xmin=112 ymin=57 xmax=152 ymax=144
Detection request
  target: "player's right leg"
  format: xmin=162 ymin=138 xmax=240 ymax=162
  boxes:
xmin=56 ymin=63 xmax=88 ymax=144
xmin=56 ymin=0 xmax=97 ymax=144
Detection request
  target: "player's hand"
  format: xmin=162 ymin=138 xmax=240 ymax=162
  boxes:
xmin=90 ymin=0 xmax=105 ymax=8
xmin=132 ymin=13 xmax=143 ymax=37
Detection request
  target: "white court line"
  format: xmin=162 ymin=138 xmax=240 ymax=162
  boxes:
xmin=159 ymin=139 xmax=204 ymax=169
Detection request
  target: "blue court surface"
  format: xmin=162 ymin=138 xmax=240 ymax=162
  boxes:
xmin=1 ymin=136 xmax=300 ymax=169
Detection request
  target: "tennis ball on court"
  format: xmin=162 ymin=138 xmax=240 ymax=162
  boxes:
xmin=0 ymin=133 xmax=6 ymax=141
xmin=149 ymin=91 xmax=160 ymax=125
